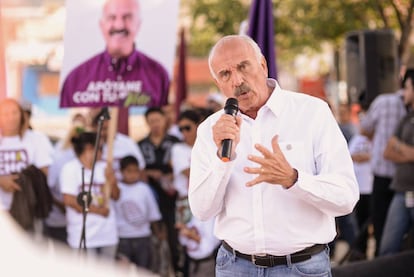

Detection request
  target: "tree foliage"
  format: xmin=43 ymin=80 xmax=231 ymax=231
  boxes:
xmin=183 ymin=0 xmax=249 ymax=56
xmin=184 ymin=0 xmax=414 ymax=64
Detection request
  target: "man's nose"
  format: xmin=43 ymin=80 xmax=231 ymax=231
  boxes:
xmin=231 ymin=70 xmax=243 ymax=87
xmin=113 ymin=17 xmax=126 ymax=28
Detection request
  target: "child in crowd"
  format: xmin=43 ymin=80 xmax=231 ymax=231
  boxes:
xmin=60 ymin=131 xmax=118 ymax=258
xmin=114 ymin=155 xmax=162 ymax=270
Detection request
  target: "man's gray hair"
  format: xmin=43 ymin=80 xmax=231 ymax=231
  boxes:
xmin=208 ymin=35 xmax=263 ymax=80
xmin=102 ymin=0 xmax=141 ymax=18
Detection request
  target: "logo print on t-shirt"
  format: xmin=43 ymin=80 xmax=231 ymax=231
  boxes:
xmin=121 ymin=201 xmax=147 ymax=227
xmin=0 ymin=149 xmax=29 ymax=175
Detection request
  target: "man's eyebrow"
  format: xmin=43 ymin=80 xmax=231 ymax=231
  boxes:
xmin=217 ymin=68 xmax=229 ymax=74
xmin=238 ymin=60 xmax=250 ymax=66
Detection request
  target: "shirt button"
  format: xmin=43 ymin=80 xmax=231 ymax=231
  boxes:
xmin=127 ymin=65 xmax=132 ymax=71
xmin=117 ymin=75 xmax=122 ymax=81
xmin=286 ymin=144 xmax=292 ymax=150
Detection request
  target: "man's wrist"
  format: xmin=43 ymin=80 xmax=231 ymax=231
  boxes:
xmin=285 ymin=168 xmax=298 ymax=189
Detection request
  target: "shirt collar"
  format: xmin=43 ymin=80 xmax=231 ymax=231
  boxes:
xmin=103 ymin=46 xmax=139 ymax=71
xmin=263 ymin=78 xmax=286 ymax=118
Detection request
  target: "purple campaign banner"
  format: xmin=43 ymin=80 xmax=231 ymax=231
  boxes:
xmin=59 ymin=50 xmax=170 ymax=108
xmin=60 ymin=0 xmax=179 ymax=108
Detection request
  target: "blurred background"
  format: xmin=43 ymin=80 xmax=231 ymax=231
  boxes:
xmin=1 ymin=0 xmax=413 ymax=140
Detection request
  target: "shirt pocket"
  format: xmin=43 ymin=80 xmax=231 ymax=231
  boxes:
xmin=278 ymin=141 xmax=306 ymax=170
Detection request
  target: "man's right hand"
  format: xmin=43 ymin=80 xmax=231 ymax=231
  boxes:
xmin=0 ymin=174 xmax=21 ymax=192
xmin=212 ymin=114 xmax=242 ymax=159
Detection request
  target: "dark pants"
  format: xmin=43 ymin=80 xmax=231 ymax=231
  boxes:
xmin=117 ymin=236 xmax=153 ymax=270
xmin=43 ymin=224 xmax=67 ymax=245
xmin=354 ymin=194 xmax=372 ymax=254
xmin=371 ymin=175 xmax=394 ymax=256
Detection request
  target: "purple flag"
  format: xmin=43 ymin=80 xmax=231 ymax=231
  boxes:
xmin=247 ymin=0 xmax=277 ymax=79
xmin=175 ymin=28 xmax=188 ymax=117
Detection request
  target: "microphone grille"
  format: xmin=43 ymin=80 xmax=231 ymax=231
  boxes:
xmin=224 ymin=97 xmax=238 ymax=110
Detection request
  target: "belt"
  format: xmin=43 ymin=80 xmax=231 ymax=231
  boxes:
xmin=222 ymin=241 xmax=326 ymax=268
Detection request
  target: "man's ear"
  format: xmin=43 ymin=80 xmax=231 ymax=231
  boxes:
xmin=214 ymin=77 xmax=219 ymax=87
xmin=99 ymin=18 xmax=104 ymax=35
xmin=261 ymin=56 xmax=268 ymax=77
xmin=136 ymin=18 xmax=142 ymax=31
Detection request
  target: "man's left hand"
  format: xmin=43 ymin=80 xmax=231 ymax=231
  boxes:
xmin=244 ymin=135 xmax=297 ymax=189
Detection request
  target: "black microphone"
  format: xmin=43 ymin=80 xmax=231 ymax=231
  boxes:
xmin=98 ymin=107 xmax=111 ymax=121
xmin=221 ymin=98 xmax=239 ymax=162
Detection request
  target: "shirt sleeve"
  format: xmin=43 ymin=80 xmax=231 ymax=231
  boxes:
xmin=60 ymin=161 xmax=79 ymax=196
xmin=287 ymin=104 xmax=360 ymax=216
xmin=31 ymin=132 xmax=54 ymax=169
xmin=360 ymin=96 xmax=381 ymax=134
xmin=394 ymin=114 xmax=406 ymax=139
xmin=171 ymin=144 xmax=190 ymax=175
xmin=59 ymin=75 xmax=75 ymax=108
xmin=188 ymin=117 xmax=236 ymax=220
xmin=143 ymin=183 xmax=162 ymax=221
xmin=125 ymin=137 xmax=146 ymax=169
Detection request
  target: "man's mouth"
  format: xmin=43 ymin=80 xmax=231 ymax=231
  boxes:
xmin=237 ymin=91 xmax=249 ymax=96
xmin=234 ymin=83 xmax=251 ymax=97
xmin=109 ymin=29 xmax=129 ymax=37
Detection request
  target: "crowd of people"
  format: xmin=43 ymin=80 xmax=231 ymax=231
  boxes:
xmin=331 ymin=68 xmax=414 ymax=264
xmin=0 ymin=95 xmax=224 ymax=277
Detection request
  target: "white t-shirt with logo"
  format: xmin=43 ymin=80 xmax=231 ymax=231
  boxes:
xmin=101 ymin=133 xmax=146 ymax=180
xmin=0 ymin=134 xmax=52 ymax=210
xmin=60 ymin=159 xmax=118 ymax=248
xmin=114 ymin=181 xmax=161 ymax=238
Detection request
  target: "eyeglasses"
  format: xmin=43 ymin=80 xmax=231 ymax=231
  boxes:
xmin=178 ymin=125 xmax=192 ymax=132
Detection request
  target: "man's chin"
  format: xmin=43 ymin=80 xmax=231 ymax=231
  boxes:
xmin=236 ymin=92 xmax=251 ymax=103
xmin=107 ymin=46 xmax=133 ymax=58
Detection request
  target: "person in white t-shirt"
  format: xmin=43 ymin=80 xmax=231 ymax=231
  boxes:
xmin=60 ymin=131 xmax=119 ymax=259
xmin=44 ymin=116 xmax=87 ymax=244
xmin=90 ymin=110 xmax=146 ymax=180
xmin=176 ymin=216 xmax=220 ymax=277
xmin=114 ymin=155 xmax=162 ymax=270
xmin=349 ymin=131 xmax=373 ymax=226
xmin=348 ymin=129 xmax=373 ymax=259
xmin=19 ymin=100 xmax=66 ymax=241
xmin=171 ymin=110 xmax=202 ymax=225
xmin=0 ymin=99 xmax=52 ymax=213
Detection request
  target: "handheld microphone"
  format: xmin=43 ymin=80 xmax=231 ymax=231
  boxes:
xmin=221 ymin=98 xmax=239 ymax=162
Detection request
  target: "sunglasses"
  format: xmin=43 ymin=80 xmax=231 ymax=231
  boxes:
xmin=178 ymin=125 xmax=192 ymax=132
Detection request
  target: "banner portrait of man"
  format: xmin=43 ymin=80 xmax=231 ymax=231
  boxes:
xmin=59 ymin=0 xmax=179 ymax=133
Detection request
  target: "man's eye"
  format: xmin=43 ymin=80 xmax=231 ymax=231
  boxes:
xmin=238 ymin=63 xmax=248 ymax=71
xmin=220 ymin=71 xmax=231 ymax=81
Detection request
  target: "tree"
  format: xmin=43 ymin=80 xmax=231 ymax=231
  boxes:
xmin=183 ymin=0 xmax=249 ymax=56
xmin=372 ymin=0 xmax=414 ymax=65
xmin=184 ymin=0 xmax=414 ymax=64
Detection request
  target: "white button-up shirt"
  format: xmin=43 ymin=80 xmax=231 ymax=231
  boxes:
xmin=189 ymin=79 xmax=359 ymax=256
